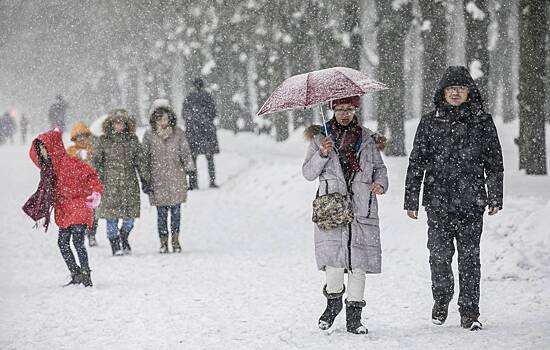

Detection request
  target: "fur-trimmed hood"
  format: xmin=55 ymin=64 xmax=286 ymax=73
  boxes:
xmin=304 ymin=124 xmax=386 ymax=151
xmin=70 ymin=121 xmax=92 ymax=141
xmin=102 ymin=109 xmax=136 ymax=136
xmin=148 ymin=98 xmax=177 ymax=130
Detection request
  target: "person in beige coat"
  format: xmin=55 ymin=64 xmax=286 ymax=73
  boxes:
xmin=143 ymin=99 xmax=195 ymax=253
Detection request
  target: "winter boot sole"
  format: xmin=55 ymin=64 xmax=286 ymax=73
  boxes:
xmin=347 ymin=325 xmax=369 ymax=334
xmin=461 ymin=316 xmax=483 ymax=331
xmin=469 ymin=321 xmax=483 ymax=331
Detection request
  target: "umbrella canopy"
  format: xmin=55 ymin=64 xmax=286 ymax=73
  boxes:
xmin=257 ymin=67 xmax=387 ymax=116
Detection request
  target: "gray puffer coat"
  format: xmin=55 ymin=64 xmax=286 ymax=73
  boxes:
xmin=302 ymin=127 xmax=388 ymax=273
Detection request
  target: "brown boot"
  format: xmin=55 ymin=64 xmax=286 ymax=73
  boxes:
xmin=171 ymin=232 xmax=181 ymax=253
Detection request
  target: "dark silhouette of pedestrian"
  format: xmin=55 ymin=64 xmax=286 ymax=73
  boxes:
xmin=20 ymin=113 xmax=29 ymax=144
xmin=48 ymin=95 xmax=68 ymax=131
xmin=182 ymin=78 xmax=220 ymax=189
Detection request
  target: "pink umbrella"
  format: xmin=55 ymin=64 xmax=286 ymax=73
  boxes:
xmin=256 ymin=67 xmax=388 ymax=116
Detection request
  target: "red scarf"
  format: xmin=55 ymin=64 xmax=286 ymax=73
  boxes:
xmin=326 ymin=118 xmax=362 ymax=181
xmin=22 ymin=162 xmax=56 ymax=231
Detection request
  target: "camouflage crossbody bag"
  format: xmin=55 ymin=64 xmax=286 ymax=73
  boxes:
xmin=312 ymin=180 xmax=354 ymax=230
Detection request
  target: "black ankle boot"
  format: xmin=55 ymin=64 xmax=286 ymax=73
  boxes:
xmin=109 ymin=237 xmax=122 ymax=256
xmin=171 ymin=232 xmax=181 ymax=253
xmin=159 ymin=235 xmax=169 ymax=254
xmin=120 ymin=229 xmax=132 ymax=254
xmin=318 ymin=284 xmax=345 ymax=330
xmin=80 ymin=268 xmax=93 ymax=287
xmin=64 ymin=267 xmax=83 ymax=286
xmin=432 ymin=301 xmax=450 ymax=325
xmin=346 ymin=299 xmax=368 ymax=334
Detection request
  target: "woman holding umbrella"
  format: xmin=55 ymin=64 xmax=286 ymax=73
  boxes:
xmin=258 ymin=67 xmax=387 ymax=334
xmin=302 ymin=95 xmax=388 ymax=334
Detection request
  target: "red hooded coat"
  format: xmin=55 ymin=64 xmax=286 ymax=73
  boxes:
xmin=29 ymin=130 xmax=103 ymax=229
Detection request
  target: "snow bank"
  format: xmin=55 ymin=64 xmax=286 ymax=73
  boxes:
xmin=485 ymin=198 xmax=550 ymax=281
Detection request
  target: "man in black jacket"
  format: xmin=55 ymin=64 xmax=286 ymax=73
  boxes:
xmin=404 ymin=66 xmax=504 ymax=331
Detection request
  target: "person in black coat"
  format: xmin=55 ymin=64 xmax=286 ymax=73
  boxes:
xmin=404 ymin=66 xmax=504 ymax=331
xmin=20 ymin=113 xmax=29 ymax=144
xmin=182 ymin=78 xmax=220 ymax=189
xmin=48 ymin=94 xmax=68 ymax=131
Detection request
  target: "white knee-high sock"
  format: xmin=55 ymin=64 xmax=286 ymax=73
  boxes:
xmin=347 ymin=269 xmax=366 ymax=302
xmin=325 ymin=266 xmax=345 ymax=294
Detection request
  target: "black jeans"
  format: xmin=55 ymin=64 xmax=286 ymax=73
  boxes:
xmin=189 ymin=153 xmax=216 ymax=187
xmin=157 ymin=205 xmax=181 ymax=236
xmin=58 ymin=224 xmax=90 ymax=274
xmin=426 ymin=209 xmax=483 ymax=318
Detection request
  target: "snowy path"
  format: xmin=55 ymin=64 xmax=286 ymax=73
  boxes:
xmin=1 ymin=123 xmax=549 ymax=349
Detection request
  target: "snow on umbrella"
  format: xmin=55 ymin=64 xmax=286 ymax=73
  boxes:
xmin=256 ymin=66 xmax=388 ymax=116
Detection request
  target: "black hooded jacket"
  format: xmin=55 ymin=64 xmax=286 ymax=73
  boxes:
xmin=404 ymin=66 xmax=504 ymax=212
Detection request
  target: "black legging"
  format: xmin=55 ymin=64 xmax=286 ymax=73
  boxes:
xmin=58 ymin=224 xmax=89 ymax=273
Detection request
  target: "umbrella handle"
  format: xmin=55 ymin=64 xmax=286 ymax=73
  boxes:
xmin=319 ymin=104 xmax=330 ymax=138
xmin=319 ymin=104 xmax=339 ymax=155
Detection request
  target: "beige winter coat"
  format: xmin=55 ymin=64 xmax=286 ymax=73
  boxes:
xmin=143 ymin=127 xmax=195 ymax=206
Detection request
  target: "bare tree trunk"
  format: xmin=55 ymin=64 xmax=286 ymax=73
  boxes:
xmin=464 ymin=0 xmax=491 ymax=104
xmin=518 ymin=0 xmax=547 ymax=174
xmin=285 ymin=2 xmax=315 ymax=130
xmin=489 ymin=0 xmax=515 ymax=122
xmin=342 ymin=0 xmax=362 ymax=70
xmin=210 ymin=0 xmax=243 ymax=133
xmin=270 ymin=1 xmax=292 ymax=142
xmin=375 ymin=0 xmax=413 ymax=156
xmin=144 ymin=61 xmax=159 ymax=115
xmin=419 ymin=0 xmax=447 ymax=115
xmin=546 ymin=4 xmax=550 ymax=123
xmin=315 ymin=1 xmax=342 ymax=69
xmin=126 ymin=64 xmax=140 ymax=124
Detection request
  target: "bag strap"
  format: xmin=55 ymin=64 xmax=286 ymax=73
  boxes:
xmin=315 ymin=180 xmax=329 ymax=198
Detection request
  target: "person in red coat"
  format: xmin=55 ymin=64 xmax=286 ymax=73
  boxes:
xmin=23 ymin=129 xmax=103 ymax=287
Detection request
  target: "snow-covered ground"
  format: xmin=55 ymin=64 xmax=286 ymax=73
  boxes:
xmin=1 ymin=118 xmax=549 ymax=349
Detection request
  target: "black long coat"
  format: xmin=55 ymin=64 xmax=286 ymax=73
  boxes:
xmin=182 ymin=89 xmax=219 ymax=156
xmin=404 ymin=66 xmax=504 ymax=213
xmin=48 ymin=99 xmax=68 ymax=131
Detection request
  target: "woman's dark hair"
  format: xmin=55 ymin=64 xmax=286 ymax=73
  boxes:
xmin=34 ymin=140 xmax=51 ymax=167
xmin=150 ymin=107 xmax=177 ymax=131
